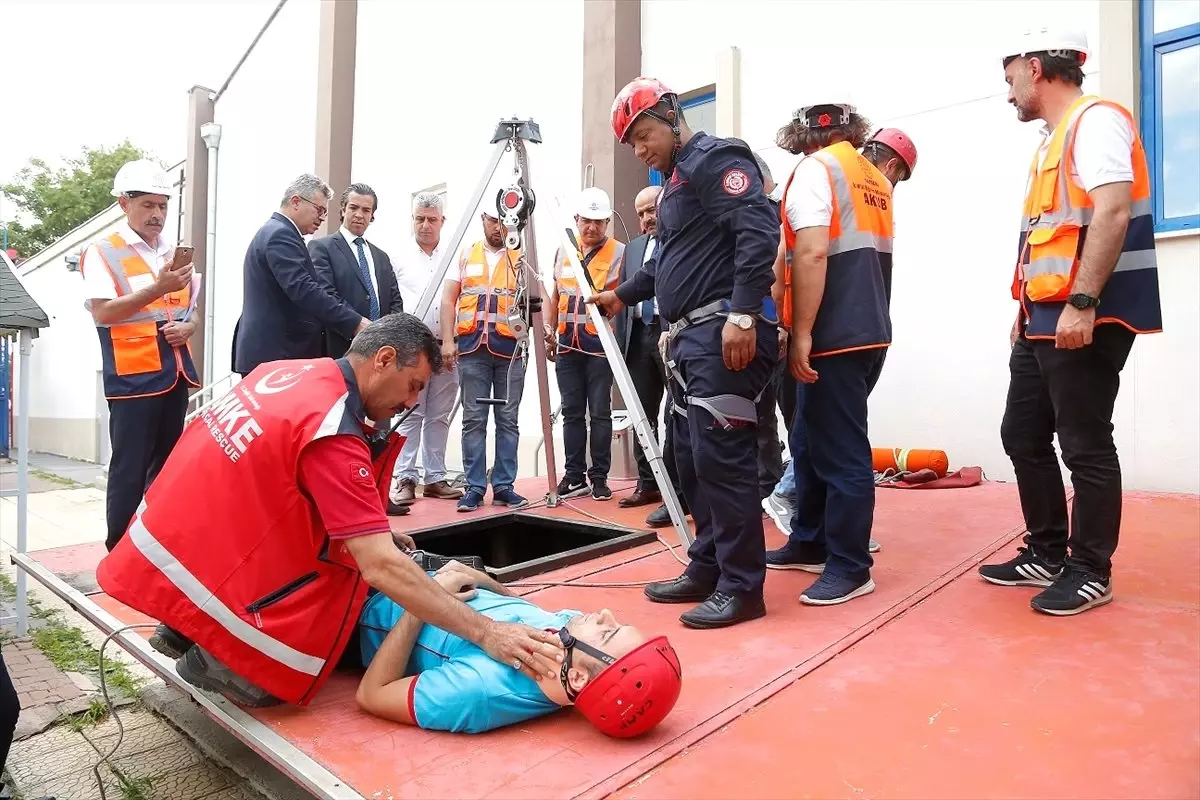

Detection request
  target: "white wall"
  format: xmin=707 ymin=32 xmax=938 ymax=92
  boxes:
xmin=207 ymin=0 xmax=322 ymax=382
xmin=642 ymin=0 xmax=1200 ymax=493
xmin=351 ymin=0 xmax=586 ymax=471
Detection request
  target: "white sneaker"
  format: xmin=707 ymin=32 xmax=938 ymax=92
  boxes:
xmin=761 ymin=492 xmax=796 ymax=536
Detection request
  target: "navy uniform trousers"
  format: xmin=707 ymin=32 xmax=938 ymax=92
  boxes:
xmin=787 ymin=347 xmax=887 ymax=581
xmin=672 ymin=318 xmax=777 ymax=596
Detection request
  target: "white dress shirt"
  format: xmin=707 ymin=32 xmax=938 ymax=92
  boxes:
xmin=80 ymin=221 xmax=172 ymax=303
xmin=340 ymin=227 xmax=380 ymax=301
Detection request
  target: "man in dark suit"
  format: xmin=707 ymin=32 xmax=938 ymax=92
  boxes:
xmin=309 ymin=183 xmax=403 ymax=358
xmin=232 ymin=174 xmax=369 ymax=376
xmin=613 ymin=185 xmax=688 ymax=528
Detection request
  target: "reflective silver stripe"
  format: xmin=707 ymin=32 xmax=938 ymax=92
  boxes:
xmin=812 ymin=149 xmax=893 ymax=259
xmin=460 ymin=286 xmax=488 ymax=296
xmin=1113 ymin=248 xmax=1157 ymax=273
xmin=127 ymin=506 xmax=326 ymax=677
xmin=92 ymin=237 xmax=172 ymax=328
xmin=1023 ymin=255 xmax=1076 ymax=279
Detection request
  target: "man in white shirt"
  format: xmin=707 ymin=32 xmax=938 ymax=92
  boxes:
xmin=80 ymin=159 xmax=198 ymax=554
xmin=390 ymin=192 xmax=464 ymax=507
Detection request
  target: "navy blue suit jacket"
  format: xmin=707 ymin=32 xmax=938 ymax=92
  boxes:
xmin=232 ymin=212 xmax=363 ymax=375
xmin=309 ymin=233 xmax=403 ymax=358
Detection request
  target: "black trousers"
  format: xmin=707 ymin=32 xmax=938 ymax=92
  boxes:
xmin=674 ymin=320 xmax=776 ymax=596
xmin=556 ymin=351 xmax=613 ymax=480
xmin=1001 ymin=325 xmax=1136 ymax=577
xmin=106 ymin=381 xmax=190 ymax=550
xmin=627 ymin=320 xmax=684 ymax=499
xmin=0 ymin=645 xmax=19 ymax=770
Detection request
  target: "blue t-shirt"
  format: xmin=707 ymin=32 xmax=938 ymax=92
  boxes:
xmin=358 ymin=585 xmax=581 ymax=733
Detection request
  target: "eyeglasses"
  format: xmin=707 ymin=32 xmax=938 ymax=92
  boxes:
xmin=297 ymin=196 xmax=328 ymax=217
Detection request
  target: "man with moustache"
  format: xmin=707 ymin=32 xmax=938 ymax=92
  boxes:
xmin=79 ymin=159 xmax=199 ymax=552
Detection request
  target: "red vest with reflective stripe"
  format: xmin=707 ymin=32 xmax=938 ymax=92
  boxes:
xmin=96 ymin=358 xmax=404 ymax=706
xmin=454 ymin=241 xmax=524 ymax=359
xmin=1013 ymin=96 xmax=1162 ymax=339
xmin=780 ymin=141 xmax=894 ymax=357
xmin=84 ymin=232 xmax=200 ymax=399
xmin=556 ymin=237 xmax=623 ymax=355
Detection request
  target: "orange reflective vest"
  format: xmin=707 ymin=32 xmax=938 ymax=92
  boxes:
xmin=96 ymin=358 xmax=404 ymax=706
xmin=454 ymin=241 xmax=524 ymax=358
xmin=1014 ymin=96 xmax=1162 ymax=339
xmin=780 ymin=141 xmax=894 ymax=357
xmin=84 ymin=232 xmax=200 ymax=399
xmin=556 ymin=237 xmax=623 ymax=354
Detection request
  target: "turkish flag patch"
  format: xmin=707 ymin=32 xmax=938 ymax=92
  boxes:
xmin=349 ymin=462 xmax=374 ymax=487
xmin=721 ymin=168 xmax=750 ymax=196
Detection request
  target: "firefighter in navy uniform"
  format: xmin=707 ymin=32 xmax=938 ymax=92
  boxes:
xmin=590 ymin=77 xmax=779 ymax=630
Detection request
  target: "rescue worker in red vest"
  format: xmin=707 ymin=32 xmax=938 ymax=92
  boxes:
xmin=439 ymin=206 xmax=531 ymax=513
xmin=591 ymin=78 xmax=780 ymax=630
xmin=544 ymin=187 xmax=625 ymax=502
xmin=979 ymin=26 xmax=1163 ymax=616
xmin=96 ymin=314 xmax=564 ymax=708
xmin=768 ymin=100 xmax=893 ymax=606
xmin=80 ymin=159 xmax=200 ymax=553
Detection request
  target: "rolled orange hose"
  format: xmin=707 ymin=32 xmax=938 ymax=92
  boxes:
xmin=872 ymin=448 xmax=949 ymax=478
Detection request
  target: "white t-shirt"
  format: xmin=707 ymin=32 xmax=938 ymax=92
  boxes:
xmin=783 ymin=154 xmax=895 ymax=232
xmin=393 ymin=240 xmax=449 ymax=331
xmin=1036 ymin=103 xmax=1135 ymax=193
xmin=79 ymin=221 xmax=172 ymax=303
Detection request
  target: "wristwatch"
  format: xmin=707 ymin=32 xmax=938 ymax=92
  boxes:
xmin=727 ymin=313 xmax=755 ymax=330
xmin=1067 ymin=293 xmax=1100 ymax=310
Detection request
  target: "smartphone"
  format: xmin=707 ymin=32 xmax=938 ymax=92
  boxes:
xmin=172 ymin=246 xmax=195 ymax=270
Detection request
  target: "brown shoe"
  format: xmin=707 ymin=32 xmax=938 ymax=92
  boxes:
xmin=391 ymin=479 xmax=416 ymax=506
xmin=422 ymin=480 xmax=465 ymax=500
xmin=619 ymin=489 xmax=662 ymax=508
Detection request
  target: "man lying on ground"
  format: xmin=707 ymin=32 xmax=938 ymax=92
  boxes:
xmin=356 ymin=560 xmax=683 ymax=737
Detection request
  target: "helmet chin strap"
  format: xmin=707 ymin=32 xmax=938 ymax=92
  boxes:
xmin=641 ymin=95 xmax=684 ymax=176
xmin=557 ymin=627 xmax=616 ymax=703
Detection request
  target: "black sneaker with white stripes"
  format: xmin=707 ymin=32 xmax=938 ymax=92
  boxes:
xmin=557 ymin=476 xmax=590 ymax=499
xmin=1031 ymin=565 xmax=1113 ymax=616
xmin=978 ymin=545 xmax=1063 ymax=587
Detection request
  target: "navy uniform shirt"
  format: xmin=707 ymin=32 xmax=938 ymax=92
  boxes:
xmin=614 ymin=133 xmax=778 ymax=321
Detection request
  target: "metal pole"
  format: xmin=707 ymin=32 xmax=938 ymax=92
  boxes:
xmin=545 ymin=197 xmax=693 ymax=549
xmin=16 ymin=329 xmax=32 ymax=636
xmin=202 ymin=138 xmax=220 ymax=386
xmin=411 ymin=139 xmax=510 ymax=324
xmin=512 ymin=140 xmax=560 ymax=504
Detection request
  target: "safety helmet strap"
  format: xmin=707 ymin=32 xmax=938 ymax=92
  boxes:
xmin=557 ymin=627 xmax=616 ymax=702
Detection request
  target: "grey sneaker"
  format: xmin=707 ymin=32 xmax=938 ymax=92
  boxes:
xmin=175 ymin=646 xmax=283 ymax=708
xmin=761 ymin=492 xmax=796 ymax=536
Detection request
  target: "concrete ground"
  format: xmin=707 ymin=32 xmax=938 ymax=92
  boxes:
xmin=1 ymin=453 xmax=310 ymax=800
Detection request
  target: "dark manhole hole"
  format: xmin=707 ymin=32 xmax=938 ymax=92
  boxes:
xmin=409 ymin=513 xmax=657 ymax=583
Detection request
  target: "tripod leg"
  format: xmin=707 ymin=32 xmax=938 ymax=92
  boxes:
xmin=543 ymin=196 xmax=693 ymax=549
xmin=411 ymin=138 xmax=511 ymax=324
xmin=513 ymin=141 xmax=561 ymax=507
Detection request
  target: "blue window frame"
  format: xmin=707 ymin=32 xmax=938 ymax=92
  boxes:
xmin=647 ymin=91 xmax=717 ymax=186
xmin=1139 ymin=0 xmax=1200 ymax=233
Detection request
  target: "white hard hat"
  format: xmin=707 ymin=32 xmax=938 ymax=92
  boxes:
xmin=1002 ymin=24 xmax=1090 ymax=65
xmin=111 ymin=159 xmax=172 ymax=198
xmin=576 ymin=186 xmax=613 ymax=221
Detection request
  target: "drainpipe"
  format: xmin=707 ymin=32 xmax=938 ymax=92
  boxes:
xmin=199 ymin=122 xmax=223 ymax=387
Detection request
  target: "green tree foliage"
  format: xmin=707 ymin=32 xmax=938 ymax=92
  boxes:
xmin=1 ymin=140 xmax=156 ymax=258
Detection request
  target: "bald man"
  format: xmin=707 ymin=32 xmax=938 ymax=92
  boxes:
xmin=614 ymin=186 xmax=688 ymax=527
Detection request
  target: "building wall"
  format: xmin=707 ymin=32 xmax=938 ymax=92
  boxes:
xmin=641 ymin=0 xmax=1199 ymax=493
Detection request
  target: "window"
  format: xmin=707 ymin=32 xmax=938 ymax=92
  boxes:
xmin=647 ymin=88 xmax=717 ymax=186
xmin=1140 ymin=0 xmax=1200 ymax=232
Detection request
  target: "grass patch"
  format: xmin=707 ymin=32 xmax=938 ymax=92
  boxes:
xmin=0 ymin=570 xmax=147 ymax=717
xmin=30 ymin=469 xmax=82 ymax=488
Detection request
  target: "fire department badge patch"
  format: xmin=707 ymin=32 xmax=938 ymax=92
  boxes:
xmin=721 ymin=168 xmax=750 ymax=196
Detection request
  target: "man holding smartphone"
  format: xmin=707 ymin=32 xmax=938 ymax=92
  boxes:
xmin=80 ymin=159 xmax=199 ymax=553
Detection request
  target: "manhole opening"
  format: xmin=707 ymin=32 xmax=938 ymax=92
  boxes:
xmin=410 ymin=513 xmax=657 ymax=583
